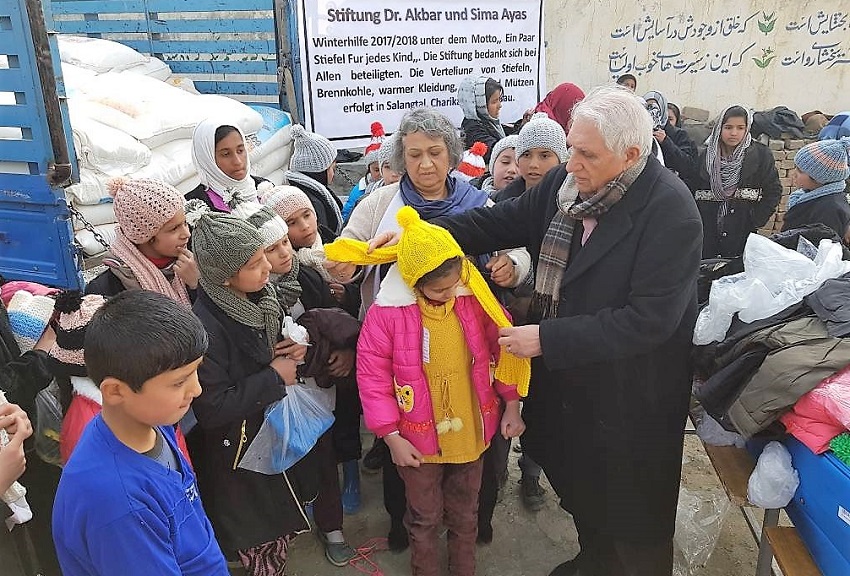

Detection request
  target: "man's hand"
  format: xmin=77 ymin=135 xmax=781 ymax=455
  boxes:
xmin=497 ymin=325 xmax=542 ymax=358
xmin=486 ymin=255 xmax=517 ymax=288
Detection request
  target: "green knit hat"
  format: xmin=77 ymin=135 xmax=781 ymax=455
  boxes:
xmin=192 ymin=212 xmax=264 ymax=286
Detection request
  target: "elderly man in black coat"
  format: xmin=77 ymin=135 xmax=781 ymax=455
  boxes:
xmin=338 ymin=86 xmax=703 ymax=575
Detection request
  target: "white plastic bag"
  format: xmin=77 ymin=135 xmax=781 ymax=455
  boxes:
xmin=673 ymin=486 xmax=731 ymax=576
xmin=237 ymin=380 xmax=335 ymax=474
xmin=694 ymin=234 xmax=850 ymax=344
xmin=747 ymin=441 xmax=800 ymax=508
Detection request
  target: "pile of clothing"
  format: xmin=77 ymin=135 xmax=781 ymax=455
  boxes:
xmin=693 ymin=230 xmax=850 ymax=466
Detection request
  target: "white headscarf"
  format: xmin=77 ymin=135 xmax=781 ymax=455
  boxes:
xmin=191 ymin=118 xmax=259 ymax=206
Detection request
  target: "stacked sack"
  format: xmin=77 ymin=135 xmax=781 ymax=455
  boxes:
xmin=54 ymin=36 xmax=293 ymax=258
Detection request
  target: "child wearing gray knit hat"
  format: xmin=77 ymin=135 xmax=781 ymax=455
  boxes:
xmin=289 ymin=125 xmax=337 ymax=173
xmin=515 ymin=113 xmax=568 ymax=162
xmin=284 ymin=125 xmax=344 ymax=236
xmin=514 ymin=113 xmax=568 ymax=190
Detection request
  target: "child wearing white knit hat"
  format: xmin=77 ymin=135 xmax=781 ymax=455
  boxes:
xmin=284 ymin=125 xmax=344 ymax=237
xmin=495 ymin=113 xmax=568 ymax=202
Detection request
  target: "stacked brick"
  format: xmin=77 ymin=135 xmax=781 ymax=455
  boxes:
xmin=758 ymin=136 xmax=818 ymax=236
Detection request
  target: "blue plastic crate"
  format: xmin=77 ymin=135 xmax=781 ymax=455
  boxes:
xmin=783 ymin=436 xmax=850 ymax=576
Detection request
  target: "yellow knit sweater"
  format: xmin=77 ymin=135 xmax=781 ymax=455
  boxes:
xmin=418 ymin=297 xmax=486 ymax=464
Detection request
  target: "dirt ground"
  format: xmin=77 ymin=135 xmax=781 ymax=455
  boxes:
xmin=285 ymin=434 xmax=760 ymax=576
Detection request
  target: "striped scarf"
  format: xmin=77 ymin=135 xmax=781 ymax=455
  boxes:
xmin=706 ymin=106 xmax=752 ymax=227
xmin=528 ymin=158 xmax=647 ymax=322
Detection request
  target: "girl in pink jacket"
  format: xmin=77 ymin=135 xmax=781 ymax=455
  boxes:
xmin=324 ymin=206 xmax=529 ymax=576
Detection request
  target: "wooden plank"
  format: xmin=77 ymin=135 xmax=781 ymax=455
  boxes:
xmin=51 ymin=0 xmax=271 ymax=15
xmin=702 ymin=443 xmax=755 ymax=507
xmin=54 ymin=17 xmax=273 ymax=35
xmin=119 ymin=38 xmax=275 ymax=55
xmin=765 ymin=527 xmax=822 ymax=576
xmin=192 ymin=80 xmax=277 ymax=96
xmin=167 ymin=59 xmax=276 ymax=75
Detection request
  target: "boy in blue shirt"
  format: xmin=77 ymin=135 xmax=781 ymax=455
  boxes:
xmin=52 ymin=290 xmax=227 ymax=575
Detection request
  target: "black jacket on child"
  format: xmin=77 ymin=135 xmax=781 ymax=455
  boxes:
xmin=461 ymin=118 xmax=504 ymax=164
xmin=659 ymin=121 xmax=698 ymax=179
xmin=190 ymin=288 xmax=314 ymax=557
xmin=688 ymin=141 xmax=781 ymax=258
xmin=782 ymin=193 xmax=850 ymax=241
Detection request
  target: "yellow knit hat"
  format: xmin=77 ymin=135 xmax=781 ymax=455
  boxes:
xmin=325 ymin=206 xmax=531 ymax=396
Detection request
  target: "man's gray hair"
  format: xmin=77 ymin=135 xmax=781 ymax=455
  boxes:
xmin=390 ymin=107 xmax=464 ymax=173
xmin=571 ymin=86 xmax=653 ymax=158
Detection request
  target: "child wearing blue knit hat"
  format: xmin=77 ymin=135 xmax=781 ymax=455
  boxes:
xmin=782 ymin=137 xmax=850 ymax=241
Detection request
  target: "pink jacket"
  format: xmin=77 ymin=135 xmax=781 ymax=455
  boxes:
xmin=356 ymin=266 xmax=520 ymax=456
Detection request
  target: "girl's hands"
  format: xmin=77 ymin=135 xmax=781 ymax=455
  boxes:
xmin=275 ymin=337 xmax=308 ymax=362
xmin=500 ymin=400 xmax=526 ymax=439
xmin=385 ymin=434 xmax=423 ymax=467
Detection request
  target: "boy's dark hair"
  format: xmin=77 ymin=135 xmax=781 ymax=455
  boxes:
xmin=484 ymin=78 xmax=504 ymax=103
xmin=84 ymin=290 xmax=208 ymax=392
xmin=214 ymin=125 xmax=240 ymax=146
xmin=303 ymin=170 xmax=329 ymax=186
xmin=415 ymin=256 xmax=464 ymax=290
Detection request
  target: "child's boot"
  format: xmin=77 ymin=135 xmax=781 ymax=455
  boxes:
xmin=341 ymin=459 xmax=361 ymax=514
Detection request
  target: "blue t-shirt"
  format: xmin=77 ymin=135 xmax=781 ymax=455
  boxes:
xmin=53 ymin=416 xmax=228 ymax=576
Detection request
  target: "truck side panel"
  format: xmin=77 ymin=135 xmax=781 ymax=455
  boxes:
xmin=0 ymin=0 xmax=81 ymax=288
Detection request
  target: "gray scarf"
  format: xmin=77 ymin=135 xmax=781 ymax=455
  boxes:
xmin=200 ymin=279 xmax=281 ymax=354
xmin=529 ymin=157 xmax=648 ymax=322
xmin=270 ymin=257 xmax=302 ymax=310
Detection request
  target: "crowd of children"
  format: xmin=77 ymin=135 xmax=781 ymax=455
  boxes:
xmin=1 ymin=68 xmax=849 ymax=576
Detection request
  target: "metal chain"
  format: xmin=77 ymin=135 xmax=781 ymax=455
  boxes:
xmin=67 ymin=203 xmax=110 ymax=250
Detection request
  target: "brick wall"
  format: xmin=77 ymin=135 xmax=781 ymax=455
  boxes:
xmin=758 ymin=136 xmax=818 ymax=236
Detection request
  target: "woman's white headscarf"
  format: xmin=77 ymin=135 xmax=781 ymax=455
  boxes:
xmin=191 ymin=118 xmax=259 ymax=206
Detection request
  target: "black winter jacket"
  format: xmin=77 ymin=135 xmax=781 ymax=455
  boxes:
xmin=434 ymin=157 xmax=702 ymax=543
xmin=689 ymin=142 xmax=781 ymax=258
xmin=190 ymin=289 xmax=313 ymax=556
xmin=659 ymin=121 xmax=698 ymax=179
xmin=461 ymin=118 xmax=504 ymax=164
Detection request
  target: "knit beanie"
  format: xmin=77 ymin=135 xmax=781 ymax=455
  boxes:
xmin=289 ymin=125 xmax=337 ymax=173
xmin=378 ymin=133 xmax=397 ymax=167
xmin=488 ymin=135 xmax=519 ymax=174
xmin=260 ymin=185 xmax=314 ymax=221
xmin=515 ymin=112 xmax=568 ymax=163
xmin=192 ymin=213 xmax=264 ymax=286
xmin=109 ymin=177 xmax=185 ymax=244
xmin=454 ymin=142 xmax=488 ymax=181
xmin=324 ymin=206 xmax=532 ymax=396
xmin=47 ymin=291 xmax=106 ymax=377
xmin=6 ymin=290 xmax=55 ymax=353
xmin=794 ymin=137 xmax=850 ymax=185
xmin=231 ymin=201 xmax=288 ymax=248
xmin=363 ymin=122 xmax=385 ymax=166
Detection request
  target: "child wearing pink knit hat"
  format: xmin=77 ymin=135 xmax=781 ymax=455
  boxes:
xmin=85 ymin=177 xmax=198 ymax=305
xmin=261 ymin=185 xmax=360 ymax=313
